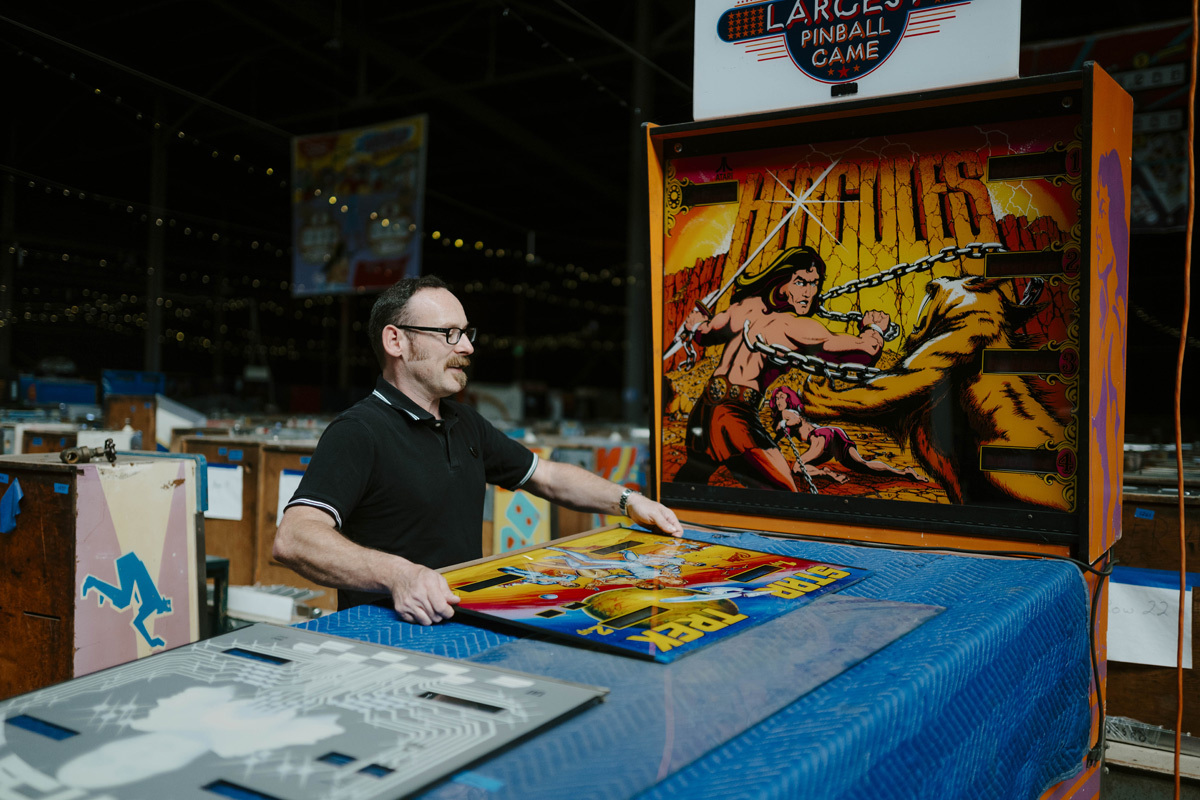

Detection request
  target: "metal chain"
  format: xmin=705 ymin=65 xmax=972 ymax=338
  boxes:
xmin=681 ymin=336 xmax=698 ymax=369
xmin=695 ymin=242 xmax=1009 ymax=382
xmin=795 ymin=461 xmax=819 ymax=494
xmin=815 ymin=242 xmax=1007 ymax=340
xmin=743 ymin=320 xmax=884 ymax=381
xmin=780 ymin=433 xmax=820 ymax=494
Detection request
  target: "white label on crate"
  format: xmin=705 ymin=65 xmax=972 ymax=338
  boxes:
xmin=275 ymin=469 xmax=305 ymax=527
xmin=205 ymin=464 xmax=244 ymax=521
xmin=1108 ymin=577 xmax=1193 ymax=669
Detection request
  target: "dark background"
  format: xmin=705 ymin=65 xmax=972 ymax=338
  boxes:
xmin=0 ymin=1 xmax=1194 ymax=433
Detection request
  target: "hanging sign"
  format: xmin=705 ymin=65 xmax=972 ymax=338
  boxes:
xmin=694 ymin=0 xmax=1021 ymax=120
xmin=291 ymin=114 xmax=428 ymax=296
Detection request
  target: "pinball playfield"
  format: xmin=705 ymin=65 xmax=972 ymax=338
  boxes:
xmin=445 ymin=527 xmax=870 ymax=662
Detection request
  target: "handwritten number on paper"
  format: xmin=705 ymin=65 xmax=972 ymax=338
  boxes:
xmin=1144 ymin=599 xmax=1169 ymax=616
xmin=1111 ymin=602 xmax=1170 ymax=616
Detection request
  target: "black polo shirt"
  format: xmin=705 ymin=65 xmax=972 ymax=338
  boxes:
xmin=286 ymin=376 xmax=537 ymax=609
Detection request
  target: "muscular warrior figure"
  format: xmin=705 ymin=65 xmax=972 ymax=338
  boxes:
xmin=673 ymin=246 xmax=890 ymax=490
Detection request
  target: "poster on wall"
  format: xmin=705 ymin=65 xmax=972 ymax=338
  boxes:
xmin=291 ymin=114 xmax=428 ymax=296
xmin=658 ymin=105 xmax=1105 ymax=538
xmin=444 ymin=527 xmax=869 ymax=663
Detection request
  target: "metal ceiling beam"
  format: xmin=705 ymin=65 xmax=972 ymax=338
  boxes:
xmin=264 ymin=0 xmax=620 ymax=202
xmin=267 ymin=52 xmax=629 ymax=128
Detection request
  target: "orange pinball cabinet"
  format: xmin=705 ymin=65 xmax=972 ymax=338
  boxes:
xmin=646 ymin=64 xmax=1131 ymax=799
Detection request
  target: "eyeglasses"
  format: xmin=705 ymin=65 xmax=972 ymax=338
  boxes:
xmin=394 ymin=324 xmax=477 ymax=345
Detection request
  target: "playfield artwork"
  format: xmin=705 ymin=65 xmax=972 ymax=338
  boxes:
xmin=660 ymin=115 xmax=1086 ymax=514
xmin=444 ymin=527 xmax=869 ymax=663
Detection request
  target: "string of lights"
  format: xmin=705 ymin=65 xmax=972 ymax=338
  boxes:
xmin=8 ymin=283 xmax=627 ymax=363
xmin=1133 ymin=303 xmax=1200 ymax=350
xmin=3 ymin=169 xmax=290 ymax=256
xmin=10 ymin=230 xmax=633 ymax=321
xmin=8 ymin=166 xmax=634 ymax=289
xmin=9 ymin=233 xmax=632 ymax=359
xmin=497 ymin=5 xmax=639 ymax=114
xmin=1 ymin=38 xmax=290 ymax=190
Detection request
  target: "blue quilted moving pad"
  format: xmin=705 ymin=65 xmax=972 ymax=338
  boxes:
xmin=300 ymin=529 xmax=1093 ymax=800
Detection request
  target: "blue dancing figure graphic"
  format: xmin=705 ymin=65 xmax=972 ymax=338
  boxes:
xmin=81 ymin=552 xmax=173 ymax=648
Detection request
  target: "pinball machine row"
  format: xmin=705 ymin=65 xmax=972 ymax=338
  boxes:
xmin=647 ymin=64 xmax=1132 ymax=563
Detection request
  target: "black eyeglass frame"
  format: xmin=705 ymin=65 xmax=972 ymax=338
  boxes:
xmin=393 ymin=324 xmax=477 ymax=345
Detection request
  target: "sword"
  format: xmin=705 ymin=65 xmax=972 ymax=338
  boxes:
xmin=663 ymin=160 xmax=841 ymax=367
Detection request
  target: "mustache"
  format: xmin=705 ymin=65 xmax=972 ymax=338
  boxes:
xmin=447 ymin=356 xmax=472 ymax=369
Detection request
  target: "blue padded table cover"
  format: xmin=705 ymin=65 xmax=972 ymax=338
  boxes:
xmin=299 ymin=529 xmax=1093 ymax=800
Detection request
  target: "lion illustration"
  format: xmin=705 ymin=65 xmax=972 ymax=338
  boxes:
xmin=798 ymin=275 xmax=1070 ymax=509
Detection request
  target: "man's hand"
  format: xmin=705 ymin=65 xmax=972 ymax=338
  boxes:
xmin=626 ymin=493 xmax=684 ymax=537
xmin=684 ymin=308 xmax=705 ymax=334
xmin=860 ymin=310 xmax=891 ymax=333
xmin=387 ymin=560 xmax=460 ymax=625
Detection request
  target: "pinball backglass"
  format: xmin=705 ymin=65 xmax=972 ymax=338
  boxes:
xmin=649 ymin=65 xmax=1131 ymax=558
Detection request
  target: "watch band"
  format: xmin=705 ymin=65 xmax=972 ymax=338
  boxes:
xmin=618 ymin=487 xmax=637 ymax=516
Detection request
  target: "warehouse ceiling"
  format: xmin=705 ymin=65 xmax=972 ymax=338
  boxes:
xmin=0 ymin=1 xmax=1192 ymax=412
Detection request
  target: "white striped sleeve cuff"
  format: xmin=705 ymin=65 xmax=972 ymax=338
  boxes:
xmin=512 ymin=452 xmax=539 ymax=490
xmin=284 ymin=499 xmax=343 ymax=529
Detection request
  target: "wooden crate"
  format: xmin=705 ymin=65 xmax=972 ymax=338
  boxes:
xmin=20 ymin=428 xmax=76 ymax=455
xmin=255 ymin=441 xmax=336 ymax=611
xmin=177 ymin=437 xmax=260 ymax=587
xmin=0 ymin=454 xmax=202 ymax=700
xmin=103 ymin=394 xmax=156 ymax=449
xmin=1106 ymin=481 xmax=1200 ymax=734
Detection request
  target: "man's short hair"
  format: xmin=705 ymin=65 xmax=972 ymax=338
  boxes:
xmin=368 ymin=274 xmax=449 ymax=367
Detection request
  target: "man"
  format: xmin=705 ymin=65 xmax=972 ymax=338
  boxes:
xmin=672 ymin=246 xmax=890 ymax=491
xmin=274 ymin=275 xmax=682 ymax=625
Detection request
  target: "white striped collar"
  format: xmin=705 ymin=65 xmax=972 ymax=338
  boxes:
xmin=372 ymin=389 xmax=419 ymax=420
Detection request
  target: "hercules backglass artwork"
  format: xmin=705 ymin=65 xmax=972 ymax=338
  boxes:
xmin=444 ymin=527 xmax=869 ymax=663
xmin=658 ymin=110 xmax=1091 ymax=538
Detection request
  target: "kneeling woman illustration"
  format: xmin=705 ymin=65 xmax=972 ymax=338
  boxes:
xmin=769 ymin=386 xmax=926 ymax=484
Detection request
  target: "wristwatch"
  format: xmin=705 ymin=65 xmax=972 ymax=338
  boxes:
xmin=618 ymin=487 xmax=638 ymax=516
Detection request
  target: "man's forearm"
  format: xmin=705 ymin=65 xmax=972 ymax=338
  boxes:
xmin=274 ymin=511 xmax=407 ymax=594
xmin=525 ymin=460 xmax=625 ymax=514
xmin=524 ymin=459 xmax=683 ymax=536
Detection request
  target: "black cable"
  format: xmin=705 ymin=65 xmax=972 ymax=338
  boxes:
xmin=1085 ymin=554 xmax=1110 ymax=766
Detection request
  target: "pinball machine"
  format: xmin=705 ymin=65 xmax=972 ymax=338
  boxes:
xmin=645 ymin=60 xmax=1131 ymax=798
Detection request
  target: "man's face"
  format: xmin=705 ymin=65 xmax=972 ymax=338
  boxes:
xmin=399 ymin=288 xmax=474 ymax=399
xmin=783 ymin=267 xmax=821 ymax=315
